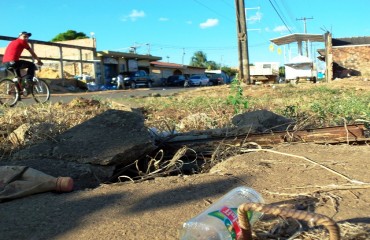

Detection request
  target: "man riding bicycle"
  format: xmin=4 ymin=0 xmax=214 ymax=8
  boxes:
xmin=2 ymin=31 xmax=43 ymax=88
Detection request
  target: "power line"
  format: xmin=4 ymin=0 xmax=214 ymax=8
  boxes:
xmin=268 ymin=0 xmax=293 ymax=34
xmin=221 ymin=0 xmax=235 ymax=9
xmin=192 ymin=0 xmax=235 ymax=23
xmin=274 ymin=0 xmax=302 ymax=32
xmin=150 ymin=43 xmax=237 ymax=51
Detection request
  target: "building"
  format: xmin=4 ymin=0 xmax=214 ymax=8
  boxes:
xmin=96 ymin=50 xmax=161 ymax=85
xmin=0 ymin=36 xmax=163 ymax=85
xmin=270 ymin=33 xmax=325 ymax=82
xmin=0 ymin=35 xmax=207 ymax=86
xmin=149 ymin=61 xmax=206 ymax=85
xmin=318 ymin=36 xmax=370 ymax=78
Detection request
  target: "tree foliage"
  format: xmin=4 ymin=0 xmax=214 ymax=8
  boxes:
xmin=51 ymin=30 xmax=88 ymax=42
xmin=189 ymin=51 xmax=222 ymax=70
xmin=221 ymin=66 xmax=238 ymax=77
xmin=190 ymin=51 xmax=208 ymax=68
xmin=189 ymin=50 xmax=239 ymax=76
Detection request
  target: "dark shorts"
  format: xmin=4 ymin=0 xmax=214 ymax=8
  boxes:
xmin=3 ymin=60 xmax=36 ymax=79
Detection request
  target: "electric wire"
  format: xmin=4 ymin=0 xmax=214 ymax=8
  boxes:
xmin=268 ymin=0 xmax=293 ymax=34
xmin=220 ymin=0 xmax=235 ymax=10
xmin=276 ymin=0 xmax=302 ymax=32
xmin=192 ymin=0 xmax=235 ymax=23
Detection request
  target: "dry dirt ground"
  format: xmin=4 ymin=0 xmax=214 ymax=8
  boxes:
xmin=1 ymin=144 xmax=369 ymax=240
xmin=1 ymin=78 xmax=369 ymax=240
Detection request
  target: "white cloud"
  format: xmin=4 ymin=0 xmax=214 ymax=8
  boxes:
xmin=273 ymin=25 xmax=291 ymax=33
xmin=122 ymin=9 xmax=146 ymax=21
xmin=159 ymin=17 xmax=169 ymax=21
xmin=199 ymin=18 xmax=219 ymax=29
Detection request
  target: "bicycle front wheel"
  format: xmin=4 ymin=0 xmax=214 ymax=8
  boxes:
xmin=0 ymin=79 xmax=19 ymax=107
xmin=32 ymin=78 xmax=50 ymax=103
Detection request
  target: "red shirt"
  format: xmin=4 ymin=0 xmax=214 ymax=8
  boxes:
xmin=2 ymin=38 xmax=30 ymax=63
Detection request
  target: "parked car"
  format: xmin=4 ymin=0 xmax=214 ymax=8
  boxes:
xmin=166 ymin=75 xmax=187 ymax=86
xmin=205 ymin=70 xmax=230 ymax=85
xmin=123 ymin=70 xmax=153 ymax=88
xmin=205 ymin=73 xmax=229 ymax=85
xmin=187 ymin=74 xmax=209 ymax=86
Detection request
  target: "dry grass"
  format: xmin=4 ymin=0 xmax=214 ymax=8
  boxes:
xmin=0 ymin=78 xmax=368 ymax=158
xmin=0 ymin=97 xmax=110 ymax=156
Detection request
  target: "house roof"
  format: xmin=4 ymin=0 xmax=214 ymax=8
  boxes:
xmin=270 ymin=33 xmax=325 ymax=46
xmin=151 ymin=61 xmax=185 ymax=69
xmin=150 ymin=61 xmax=207 ymax=69
xmin=332 ymin=36 xmax=370 ymax=46
xmin=97 ymin=50 xmax=161 ymax=61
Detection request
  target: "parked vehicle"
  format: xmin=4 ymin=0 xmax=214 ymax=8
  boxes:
xmin=188 ymin=74 xmax=209 ymax=86
xmin=166 ymin=75 xmax=187 ymax=86
xmin=123 ymin=70 xmax=153 ymax=88
xmin=205 ymin=70 xmax=229 ymax=85
xmin=250 ymin=62 xmax=279 ymax=84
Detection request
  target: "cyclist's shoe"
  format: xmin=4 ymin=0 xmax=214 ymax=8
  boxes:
xmin=25 ymin=79 xmax=34 ymax=92
xmin=23 ymin=88 xmax=28 ymax=97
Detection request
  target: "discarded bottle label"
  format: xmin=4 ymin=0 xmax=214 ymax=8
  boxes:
xmin=208 ymin=206 xmax=253 ymax=240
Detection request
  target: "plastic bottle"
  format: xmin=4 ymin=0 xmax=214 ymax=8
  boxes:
xmin=0 ymin=166 xmax=74 ymax=202
xmin=179 ymin=186 xmax=264 ymax=240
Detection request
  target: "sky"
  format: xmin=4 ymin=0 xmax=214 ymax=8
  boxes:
xmin=1 ymin=0 xmax=369 ymax=68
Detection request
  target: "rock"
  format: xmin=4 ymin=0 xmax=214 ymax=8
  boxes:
xmin=231 ymin=110 xmax=295 ymax=133
xmin=11 ymin=109 xmax=155 ymax=166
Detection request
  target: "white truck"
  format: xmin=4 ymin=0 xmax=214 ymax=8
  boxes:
xmin=249 ymin=62 xmax=279 ymax=84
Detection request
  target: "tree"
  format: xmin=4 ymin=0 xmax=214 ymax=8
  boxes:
xmin=190 ymin=51 xmax=223 ymax=70
xmin=221 ymin=66 xmax=238 ymax=77
xmin=51 ymin=30 xmax=88 ymax=42
xmin=189 ymin=51 xmax=208 ymax=68
xmin=206 ymin=61 xmax=221 ymax=70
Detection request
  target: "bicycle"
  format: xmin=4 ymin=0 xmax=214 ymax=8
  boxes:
xmin=0 ymin=64 xmax=50 ymax=107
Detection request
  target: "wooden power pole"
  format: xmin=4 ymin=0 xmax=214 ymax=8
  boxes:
xmin=325 ymin=31 xmax=333 ymax=83
xmin=235 ymin=0 xmax=251 ymax=84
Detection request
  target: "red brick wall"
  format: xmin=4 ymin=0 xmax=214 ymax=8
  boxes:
xmin=333 ymin=45 xmax=370 ymax=77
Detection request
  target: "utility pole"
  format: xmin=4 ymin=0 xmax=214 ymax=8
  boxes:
xmin=182 ymin=48 xmax=185 ymax=65
xmin=146 ymin=43 xmax=151 ymax=55
xmin=296 ymin=17 xmax=313 ymax=57
xmin=325 ymin=31 xmax=333 ymax=83
xmin=235 ymin=0 xmax=250 ymax=84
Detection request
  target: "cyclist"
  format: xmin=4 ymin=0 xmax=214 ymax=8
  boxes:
xmin=2 ymin=31 xmax=43 ymax=88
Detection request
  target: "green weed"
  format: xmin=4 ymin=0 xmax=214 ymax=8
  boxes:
xmin=226 ymin=74 xmax=249 ymax=113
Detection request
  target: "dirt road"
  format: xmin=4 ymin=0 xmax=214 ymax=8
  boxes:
xmin=1 ymin=143 xmax=369 ymax=240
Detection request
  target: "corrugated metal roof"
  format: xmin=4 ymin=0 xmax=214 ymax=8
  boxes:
xmin=270 ymin=33 xmax=325 ymax=46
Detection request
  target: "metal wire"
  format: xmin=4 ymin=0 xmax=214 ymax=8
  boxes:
xmin=237 ymin=203 xmax=341 ymax=240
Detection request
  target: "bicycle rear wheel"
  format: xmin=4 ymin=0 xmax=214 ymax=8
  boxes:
xmin=0 ymin=79 xmax=19 ymax=107
xmin=31 ymin=78 xmax=50 ymax=103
